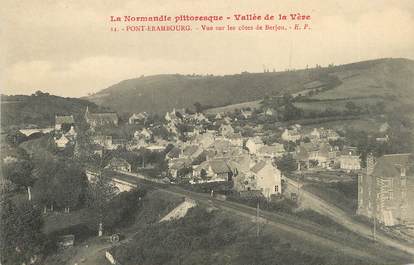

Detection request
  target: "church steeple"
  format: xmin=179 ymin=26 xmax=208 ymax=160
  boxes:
xmin=85 ymin=106 xmax=90 ymax=120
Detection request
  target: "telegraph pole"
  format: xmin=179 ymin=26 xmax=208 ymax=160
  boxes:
xmin=256 ymin=201 xmax=259 ymax=237
xmin=373 ymin=204 xmax=376 ymax=242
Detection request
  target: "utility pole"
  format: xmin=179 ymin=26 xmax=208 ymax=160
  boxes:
xmin=256 ymin=201 xmax=259 ymax=237
xmin=373 ymin=213 xmax=376 ymax=242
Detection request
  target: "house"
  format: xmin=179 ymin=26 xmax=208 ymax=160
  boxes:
xmin=180 ymin=145 xmax=204 ymax=160
xmin=219 ymin=124 xmax=235 ymax=137
xmin=295 ymin=142 xmax=335 ymax=169
xmin=338 ymin=147 xmax=361 ymax=171
xmin=264 ymin=108 xmax=276 ymax=117
xmin=166 ymin=146 xmax=182 ymax=160
xmin=379 ymin=122 xmax=390 ymax=133
xmin=189 ymin=113 xmax=209 ymax=123
xmin=309 ymin=127 xmax=340 ymax=141
xmin=93 ymin=135 xmax=118 ymax=150
xmin=193 ymin=132 xmax=215 ymax=148
xmin=281 ymin=128 xmax=301 ymax=142
xmin=309 ymin=128 xmax=321 ymax=139
xmin=325 ymin=129 xmax=340 ymax=141
xmin=257 ymin=144 xmax=285 ymax=159
xmin=168 ymin=158 xmax=192 ymax=179
xmin=65 ymin=126 xmax=77 ymax=138
xmin=241 ymin=109 xmax=252 ymax=119
xmin=223 ymin=116 xmax=232 ymax=124
xmin=193 ymin=159 xmax=234 ymax=182
xmin=245 ymin=137 xmax=264 ymax=155
xmin=234 ymin=160 xmax=282 ymax=199
xmin=54 ymin=134 xmax=70 ymax=148
xmin=55 ymin=115 xmax=75 ymax=130
xmin=357 ymin=153 xmax=414 ymax=226
xmin=93 ymin=135 xmax=112 ymax=148
xmin=128 ymin=112 xmax=149 ymax=124
xmin=85 ymin=106 xmax=118 ymax=128
xmin=134 ymin=128 xmax=152 ymax=141
xmin=105 ymin=157 xmax=131 ymax=172
xmin=165 ymin=123 xmax=179 ymax=135
xmin=224 ymin=132 xmax=244 ymax=147
xmin=165 ymin=108 xmax=186 ymax=123
xmin=376 ymin=135 xmax=389 ymax=143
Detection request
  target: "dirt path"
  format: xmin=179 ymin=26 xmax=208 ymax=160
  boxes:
xmin=285 ymin=178 xmax=414 ymax=256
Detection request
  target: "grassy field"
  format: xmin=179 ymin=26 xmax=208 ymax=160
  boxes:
xmin=311 ymin=62 xmax=414 ymax=104
xmin=301 ymin=115 xmax=383 ymax=133
xmin=43 ymin=208 xmax=92 ymax=235
xmin=204 ymin=100 xmax=261 ymax=114
xmin=295 ymin=97 xmax=382 ymax=112
xmin=302 ymin=181 xmax=358 ymax=215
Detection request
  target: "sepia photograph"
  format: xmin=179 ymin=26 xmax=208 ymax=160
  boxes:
xmin=1 ymin=0 xmax=414 ymax=264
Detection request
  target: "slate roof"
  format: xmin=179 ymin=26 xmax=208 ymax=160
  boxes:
xmin=250 ymin=160 xmax=267 ymax=174
xmin=209 ymin=160 xmax=232 ymax=174
xmin=182 ymin=145 xmax=201 ymax=157
xmin=167 ymin=147 xmax=181 ymax=158
xmin=258 ymin=144 xmax=285 ymax=154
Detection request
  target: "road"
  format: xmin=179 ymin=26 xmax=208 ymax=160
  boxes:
xmin=284 ymin=177 xmax=414 ymax=256
xmin=113 ymin=170 xmax=414 ymax=263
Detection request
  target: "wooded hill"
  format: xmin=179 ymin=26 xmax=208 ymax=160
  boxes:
xmin=1 ymin=91 xmax=105 ymax=128
xmin=85 ymin=58 xmax=414 ymax=114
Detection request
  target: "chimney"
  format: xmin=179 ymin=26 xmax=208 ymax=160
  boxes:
xmin=366 ymin=153 xmax=376 ymax=175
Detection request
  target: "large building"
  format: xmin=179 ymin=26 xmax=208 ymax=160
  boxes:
xmin=85 ymin=106 xmax=118 ymax=128
xmin=357 ymin=153 xmax=414 ymax=226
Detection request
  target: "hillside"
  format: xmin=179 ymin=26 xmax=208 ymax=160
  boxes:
xmin=1 ymin=92 xmax=105 ymax=128
xmin=85 ymin=58 xmax=414 ymax=114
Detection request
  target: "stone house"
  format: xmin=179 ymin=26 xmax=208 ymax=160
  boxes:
xmin=128 ymin=112 xmax=149 ymax=124
xmin=257 ymin=143 xmax=285 ymax=159
xmin=357 ymin=153 xmax=414 ymax=226
xmin=338 ymin=146 xmax=361 ymax=171
xmin=105 ymin=157 xmax=132 ymax=172
xmin=85 ymin=107 xmax=118 ymax=128
xmin=192 ymin=159 xmax=234 ymax=182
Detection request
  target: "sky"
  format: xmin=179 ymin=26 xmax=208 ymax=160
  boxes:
xmin=1 ymin=0 xmax=414 ymax=97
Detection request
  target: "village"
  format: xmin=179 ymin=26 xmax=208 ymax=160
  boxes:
xmin=2 ymin=87 xmax=414 ymax=265
xmin=48 ymin=97 xmax=412 ymax=231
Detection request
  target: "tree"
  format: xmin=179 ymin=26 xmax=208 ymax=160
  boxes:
xmin=193 ymin=102 xmax=203 ymax=113
xmin=0 ymin=200 xmax=46 ymax=265
xmin=2 ymin=159 xmax=35 ymax=200
xmin=5 ymin=130 xmax=28 ymax=146
xmin=33 ymin=159 xmax=87 ymax=212
xmin=54 ymin=161 xmax=88 ymax=212
xmin=200 ymin=169 xmax=208 ymax=180
xmin=282 ymin=102 xmax=303 ymax=121
xmin=86 ymin=176 xmax=118 ymax=236
xmin=283 ymin=141 xmax=297 ymax=152
xmin=276 ymin=154 xmax=298 ymax=175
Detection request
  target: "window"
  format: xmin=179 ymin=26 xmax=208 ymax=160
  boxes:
xmin=274 ymin=185 xmax=279 ymax=193
xmin=387 ymin=191 xmax=393 ymax=201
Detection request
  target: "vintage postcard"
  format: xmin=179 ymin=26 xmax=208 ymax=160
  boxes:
xmin=1 ymin=0 xmax=414 ymax=264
